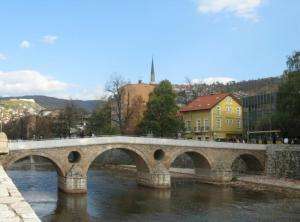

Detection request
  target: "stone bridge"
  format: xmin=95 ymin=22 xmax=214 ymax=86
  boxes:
xmin=0 ymin=136 xmax=266 ymax=194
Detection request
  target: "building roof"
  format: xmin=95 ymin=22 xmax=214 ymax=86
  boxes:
xmin=180 ymin=93 xmax=234 ymax=112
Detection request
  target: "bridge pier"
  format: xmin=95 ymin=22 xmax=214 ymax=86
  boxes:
xmin=136 ymin=171 xmax=171 ymax=188
xmin=58 ymin=164 xmax=87 ymax=194
xmin=194 ymin=168 xmax=233 ymax=183
xmin=58 ymin=175 xmax=87 ymax=194
xmin=136 ymin=163 xmax=171 ymax=188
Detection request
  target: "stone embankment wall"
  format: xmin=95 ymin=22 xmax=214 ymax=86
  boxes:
xmin=266 ymin=145 xmax=300 ymax=179
xmin=0 ymin=132 xmax=40 ymax=221
xmin=0 ymin=166 xmax=40 ymax=222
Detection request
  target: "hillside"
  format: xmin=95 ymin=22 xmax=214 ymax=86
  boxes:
xmin=175 ymin=76 xmax=282 ymax=104
xmin=0 ymin=95 xmax=104 ymax=112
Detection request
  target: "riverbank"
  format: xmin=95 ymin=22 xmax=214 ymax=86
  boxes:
xmin=100 ymin=164 xmax=300 ymax=196
xmin=231 ymin=175 xmax=300 ymax=197
xmin=0 ymin=166 xmax=40 ymax=222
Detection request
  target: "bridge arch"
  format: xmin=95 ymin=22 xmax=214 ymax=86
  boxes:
xmin=84 ymin=145 xmax=152 ymax=175
xmin=4 ymin=152 xmax=64 ymax=176
xmin=231 ymin=153 xmax=264 ymax=176
xmin=168 ymin=149 xmax=212 ymax=170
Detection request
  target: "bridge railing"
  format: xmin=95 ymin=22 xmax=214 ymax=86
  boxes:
xmin=7 ymin=135 xmax=267 ymax=151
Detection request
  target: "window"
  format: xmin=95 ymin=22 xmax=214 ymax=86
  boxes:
xmin=216 ymin=118 xmax=222 ymax=128
xmin=236 ymin=107 xmax=241 ymax=116
xmin=196 ymin=120 xmax=201 ymax=131
xmin=237 ymin=119 xmax=241 ymax=128
xmin=185 ymin=121 xmax=191 ymax=131
xmin=226 ymin=119 xmax=233 ymax=126
xmin=204 ymin=119 xmax=209 ymax=131
xmin=216 ymin=106 xmax=221 ymax=115
xmin=226 ymin=106 xmax=232 ymax=113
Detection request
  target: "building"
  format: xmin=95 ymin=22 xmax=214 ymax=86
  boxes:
xmin=111 ymin=59 xmax=156 ymax=134
xmin=180 ymin=93 xmax=243 ymax=141
xmin=242 ymin=92 xmax=280 ymax=142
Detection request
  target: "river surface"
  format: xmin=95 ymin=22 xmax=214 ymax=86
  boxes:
xmin=7 ymin=166 xmax=300 ymax=222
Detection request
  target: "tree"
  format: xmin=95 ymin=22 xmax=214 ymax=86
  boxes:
xmin=105 ymin=74 xmax=129 ymax=132
xmin=87 ymin=101 xmax=118 ymax=135
xmin=286 ymin=51 xmax=300 ymax=73
xmin=122 ymin=95 xmax=145 ymax=135
xmin=139 ymin=80 xmax=184 ymax=137
xmin=273 ymin=71 xmax=300 ymax=138
xmin=52 ymin=101 xmax=86 ymax=137
xmin=34 ymin=116 xmax=54 ymax=139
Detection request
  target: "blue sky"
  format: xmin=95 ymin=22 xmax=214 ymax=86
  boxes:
xmin=0 ymin=0 xmax=299 ymax=99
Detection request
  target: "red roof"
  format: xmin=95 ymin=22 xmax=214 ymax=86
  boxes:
xmin=180 ymin=93 xmax=231 ymax=112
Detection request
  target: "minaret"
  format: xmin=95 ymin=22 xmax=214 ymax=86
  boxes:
xmin=150 ymin=57 xmax=155 ymax=84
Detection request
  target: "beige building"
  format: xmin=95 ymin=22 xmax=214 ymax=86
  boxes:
xmin=112 ymin=59 xmax=156 ymax=134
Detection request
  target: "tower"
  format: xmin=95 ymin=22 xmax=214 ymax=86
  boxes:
xmin=150 ymin=57 xmax=155 ymax=84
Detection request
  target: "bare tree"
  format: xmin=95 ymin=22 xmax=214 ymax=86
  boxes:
xmin=105 ymin=74 xmax=129 ymax=132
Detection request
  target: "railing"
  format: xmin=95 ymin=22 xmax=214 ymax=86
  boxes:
xmin=8 ymin=135 xmax=267 ymax=151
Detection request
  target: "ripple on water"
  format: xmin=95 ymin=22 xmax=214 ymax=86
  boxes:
xmin=6 ymin=168 xmax=300 ymax=222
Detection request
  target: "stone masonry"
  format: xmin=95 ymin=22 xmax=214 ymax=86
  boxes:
xmin=266 ymin=144 xmax=300 ymax=179
xmin=0 ymin=136 xmax=267 ymax=193
xmin=0 ymin=166 xmax=40 ymax=222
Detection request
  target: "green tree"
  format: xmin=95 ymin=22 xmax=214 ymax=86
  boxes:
xmin=139 ymin=80 xmax=184 ymax=137
xmin=286 ymin=51 xmax=300 ymax=72
xmin=52 ymin=101 xmax=86 ymax=137
xmin=273 ymin=71 xmax=300 ymax=138
xmin=87 ymin=101 xmax=118 ymax=135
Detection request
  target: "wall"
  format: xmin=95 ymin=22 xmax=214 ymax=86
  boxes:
xmin=0 ymin=166 xmax=40 ymax=221
xmin=211 ymin=96 xmax=243 ymax=138
xmin=266 ymin=145 xmax=300 ymax=179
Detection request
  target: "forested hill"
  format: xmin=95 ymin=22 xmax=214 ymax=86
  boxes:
xmin=222 ymin=76 xmax=281 ymax=96
xmin=0 ymin=95 xmax=104 ymax=112
xmin=191 ymin=76 xmax=281 ymax=97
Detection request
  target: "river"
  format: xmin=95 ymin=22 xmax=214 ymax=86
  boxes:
xmin=7 ymin=165 xmax=300 ymax=222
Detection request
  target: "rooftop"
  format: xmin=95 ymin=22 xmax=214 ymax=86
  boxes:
xmin=180 ymin=93 xmax=232 ymax=112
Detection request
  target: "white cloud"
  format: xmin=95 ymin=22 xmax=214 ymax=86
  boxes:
xmin=0 ymin=70 xmax=107 ymax=100
xmin=20 ymin=40 xmax=31 ymax=48
xmin=42 ymin=35 xmax=58 ymax=44
xmin=0 ymin=70 xmax=69 ymax=96
xmin=192 ymin=77 xmax=237 ymax=85
xmin=197 ymin=0 xmax=263 ymax=21
xmin=0 ymin=53 xmax=6 ymax=61
xmin=63 ymin=86 xmax=107 ymax=100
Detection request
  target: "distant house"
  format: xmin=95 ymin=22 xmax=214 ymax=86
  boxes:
xmin=39 ymin=109 xmax=61 ymax=118
xmin=180 ymin=93 xmax=243 ymax=141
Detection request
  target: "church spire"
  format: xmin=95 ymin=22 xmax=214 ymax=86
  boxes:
xmin=150 ymin=57 xmax=155 ymax=84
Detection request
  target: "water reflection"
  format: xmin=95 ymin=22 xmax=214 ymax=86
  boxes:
xmin=43 ymin=192 xmax=92 ymax=222
xmin=7 ymin=167 xmax=300 ymax=222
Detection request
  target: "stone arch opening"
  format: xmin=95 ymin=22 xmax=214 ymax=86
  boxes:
xmin=6 ymin=154 xmax=63 ymax=200
xmin=68 ymin=151 xmax=81 ymax=163
xmin=154 ymin=149 xmax=165 ymax=161
xmin=87 ymin=148 xmax=150 ymax=174
xmin=170 ymin=151 xmax=211 ymax=178
xmin=231 ymin=154 xmax=264 ymax=176
xmin=6 ymin=154 xmax=64 ymax=176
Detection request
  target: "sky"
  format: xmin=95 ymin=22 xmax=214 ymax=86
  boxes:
xmin=0 ymin=0 xmax=299 ymax=100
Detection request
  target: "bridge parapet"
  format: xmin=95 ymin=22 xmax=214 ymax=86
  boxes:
xmin=8 ymin=136 xmax=267 ymax=151
xmin=0 ymin=132 xmax=8 ymax=154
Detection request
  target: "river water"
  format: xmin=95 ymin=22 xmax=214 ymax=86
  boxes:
xmin=7 ymin=166 xmax=300 ymax=222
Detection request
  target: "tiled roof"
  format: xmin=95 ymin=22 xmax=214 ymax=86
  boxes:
xmin=180 ymin=93 xmax=231 ymax=112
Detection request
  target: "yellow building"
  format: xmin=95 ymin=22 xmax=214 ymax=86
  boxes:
xmin=180 ymin=93 xmax=242 ymax=141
